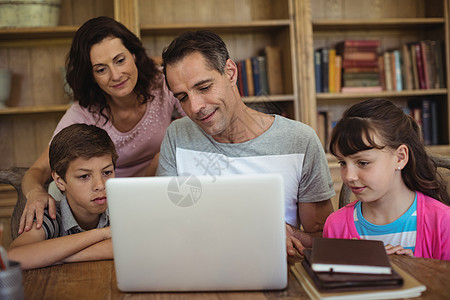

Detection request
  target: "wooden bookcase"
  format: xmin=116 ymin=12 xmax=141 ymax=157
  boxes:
xmin=0 ymin=0 xmax=300 ymax=170
xmin=0 ymin=0 xmax=300 ymax=246
xmin=298 ymin=0 xmax=450 ymax=151
xmin=296 ymin=0 xmax=450 ymax=208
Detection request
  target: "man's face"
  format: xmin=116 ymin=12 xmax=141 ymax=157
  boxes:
xmin=166 ymin=52 xmax=240 ymax=142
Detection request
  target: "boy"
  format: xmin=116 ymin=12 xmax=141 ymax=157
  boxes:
xmin=8 ymin=124 xmax=117 ymax=269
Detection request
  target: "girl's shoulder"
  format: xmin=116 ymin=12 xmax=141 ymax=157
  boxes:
xmin=328 ymin=200 xmax=358 ymax=220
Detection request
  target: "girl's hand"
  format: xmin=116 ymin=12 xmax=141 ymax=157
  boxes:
xmin=385 ymin=244 xmax=414 ymax=257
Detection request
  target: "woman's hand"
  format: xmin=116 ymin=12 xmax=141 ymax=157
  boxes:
xmin=19 ymin=189 xmax=56 ymax=234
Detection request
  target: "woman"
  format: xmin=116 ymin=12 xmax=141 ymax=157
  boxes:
xmin=20 ymin=16 xmax=185 ymax=234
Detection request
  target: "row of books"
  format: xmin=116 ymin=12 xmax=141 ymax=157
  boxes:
xmin=236 ymin=46 xmax=284 ymax=97
xmin=406 ymin=99 xmax=440 ymax=146
xmin=317 ymin=98 xmax=440 ymax=151
xmin=383 ymin=40 xmax=445 ymax=91
xmin=315 ymin=39 xmax=445 ymax=93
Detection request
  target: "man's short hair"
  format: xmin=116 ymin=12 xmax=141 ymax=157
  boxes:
xmin=49 ymin=124 xmax=118 ymax=181
xmin=162 ymin=30 xmax=230 ymax=87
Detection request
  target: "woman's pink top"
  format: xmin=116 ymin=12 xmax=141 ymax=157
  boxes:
xmin=53 ymin=76 xmax=185 ymax=177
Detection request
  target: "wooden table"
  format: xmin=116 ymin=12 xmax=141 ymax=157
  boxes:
xmin=22 ymin=255 xmax=450 ymax=299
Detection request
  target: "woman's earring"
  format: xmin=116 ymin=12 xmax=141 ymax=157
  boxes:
xmin=396 ymin=167 xmax=401 ymax=171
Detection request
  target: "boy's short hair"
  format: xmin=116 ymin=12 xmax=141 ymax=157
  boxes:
xmin=49 ymin=124 xmax=118 ymax=181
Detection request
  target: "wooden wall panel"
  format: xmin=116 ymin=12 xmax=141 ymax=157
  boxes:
xmin=139 ymin=0 xmax=288 ymax=24
xmin=0 ymin=119 xmax=14 ymax=169
xmin=312 ymin=0 xmax=430 ymax=20
xmin=60 ymin=0 xmax=114 ymax=26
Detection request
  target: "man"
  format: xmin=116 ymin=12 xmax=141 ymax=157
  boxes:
xmin=157 ymin=30 xmax=335 ymax=256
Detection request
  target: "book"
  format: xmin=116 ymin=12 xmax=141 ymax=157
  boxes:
xmin=236 ymin=61 xmax=245 ymax=96
xmin=310 ymin=238 xmax=392 ymax=275
xmin=410 ymin=43 xmax=419 ymax=89
xmin=317 ymin=111 xmax=326 ymax=149
xmin=383 ymin=51 xmax=393 ymax=91
xmin=292 ymin=261 xmax=427 ymax=300
xmin=421 ymin=99 xmax=432 ymax=145
xmin=378 ymin=55 xmax=386 ymax=90
xmin=245 ymin=58 xmax=254 ymax=96
xmin=408 ymin=99 xmax=439 ymax=145
xmin=328 ymin=49 xmax=336 ymax=92
xmin=414 ymin=43 xmax=427 ymax=89
xmin=320 ymin=48 xmax=329 ymax=93
xmin=432 ymin=40 xmax=445 ymax=89
xmin=338 ymin=39 xmax=381 ymax=48
xmin=343 ymin=51 xmax=377 ymax=61
xmin=342 ymin=59 xmax=378 ymax=68
xmin=334 ymin=55 xmax=342 ymax=93
xmin=302 ymin=249 xmax=403 ymax=292
xmin=251 ymin=56 xmax=261 ymax=96
xmin=344 ymin=67 xmax=379 ymax=73
xmin=264 ymin=46 xmax=284 ymax=95
xmin=341 ymin=86 xmax=383 ymax=93
xmin=317 ymin=111 xmax=333 ymax=150
xmin=240 ymin=60 xmax=249 ymax=96
xmin=401 ymin=44 xmax=413 ymax=90
xmin=431 ymin=100 xmax=439 ymax=145
xmin=390 ymin=51 xmax=397 ymax=92
xmin=255 ymin=56 xmax=269 ymax=95
xmin=315 ymin=49 xmax=322 ymax=93
xmin=393 ymin=50 xmax=402 ymax=91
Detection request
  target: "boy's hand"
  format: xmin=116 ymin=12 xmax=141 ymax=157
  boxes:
xmin=99 ymin=227 xmax=112 ymax=240
xmin=19 ymin=190 xmax=56 ymax=234
xmin=385 ymin=244 xmax=414 ymax=257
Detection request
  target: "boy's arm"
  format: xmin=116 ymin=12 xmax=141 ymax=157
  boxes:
xmin=62 ymin=238 xmax=113 ymax=263
xmin=8 ymin=225 xmax=111 ymax=270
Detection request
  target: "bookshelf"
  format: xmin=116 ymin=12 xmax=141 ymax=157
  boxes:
xmin=0 ymin=0 xmax=301 ymax=170
xmin=295 ymin=0 xmax=450 ymax=209
xmin=137 ymin=0 xmax=299 ymax=120
xmin=298 ymin=0 xmax=450 ymax=152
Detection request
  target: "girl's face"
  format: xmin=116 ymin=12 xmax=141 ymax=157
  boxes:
xmin=334 ymin=135 xmax=406 ymax=204
xmin=90 ymin=37 xmax=138 ymax=101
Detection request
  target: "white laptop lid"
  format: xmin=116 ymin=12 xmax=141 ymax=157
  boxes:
xmin=106 ymin=173 xmax=287 ymax=292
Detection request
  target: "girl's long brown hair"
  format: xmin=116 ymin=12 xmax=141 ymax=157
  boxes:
xmin=329 ymin=98 xmax=450 ymax=205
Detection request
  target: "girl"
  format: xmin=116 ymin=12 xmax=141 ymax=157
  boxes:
xmin=324 ymin=98 xmax=450 ymax=260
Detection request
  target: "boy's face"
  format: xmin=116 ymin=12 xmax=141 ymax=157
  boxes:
xmin=53 ymin=155 xmax=115 ymax=221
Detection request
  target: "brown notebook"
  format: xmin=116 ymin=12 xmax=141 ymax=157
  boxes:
xmin=302 ymin=248 xmax=403 ymax=292
xmin=292 ymin=260 xmax=426 ymax=300
xmin=311 ymin=238 xmax=392 ymax=274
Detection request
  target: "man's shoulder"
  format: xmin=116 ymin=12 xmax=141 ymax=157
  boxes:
xmin=167 ymin=116 xmax=201 ymax=133
xmin=270 ymin=115 xmax=317 ymax=142
xmin=274 ymin=115 xmax=314 ymax=132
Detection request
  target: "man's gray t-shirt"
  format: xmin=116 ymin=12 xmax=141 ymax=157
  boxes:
xmin=157 ymin=115 xmax=335 ymax=227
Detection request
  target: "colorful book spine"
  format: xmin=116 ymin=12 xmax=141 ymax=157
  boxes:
xmin=321 ymin=48 xmax=329 ymax=93
xmin=245 ymin=58 xmax=254 ymax=96
xmin=314 ymin=49 xmax=322 ymax=93
xmin=393 ymin=50 xmax=403 ymax=91
xmin=251 ymin=56 xmax=261 ymax=96
xmin=328 ymin=49 xmax=336 ymax=92
xmin=383 ymin=52 xmax=393 ymax=91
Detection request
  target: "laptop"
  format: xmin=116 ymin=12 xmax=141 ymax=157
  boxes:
xmin=106 ymin=173 xmax=287 ymax=292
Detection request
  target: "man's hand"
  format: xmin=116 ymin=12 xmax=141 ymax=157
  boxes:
xmin=385 ymin=244 xmax=414 ymax=257
xmin=285 ymin=223 xmax=307 ymax=256
xmin=19 ymin=190 xmax=56 ymax=234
